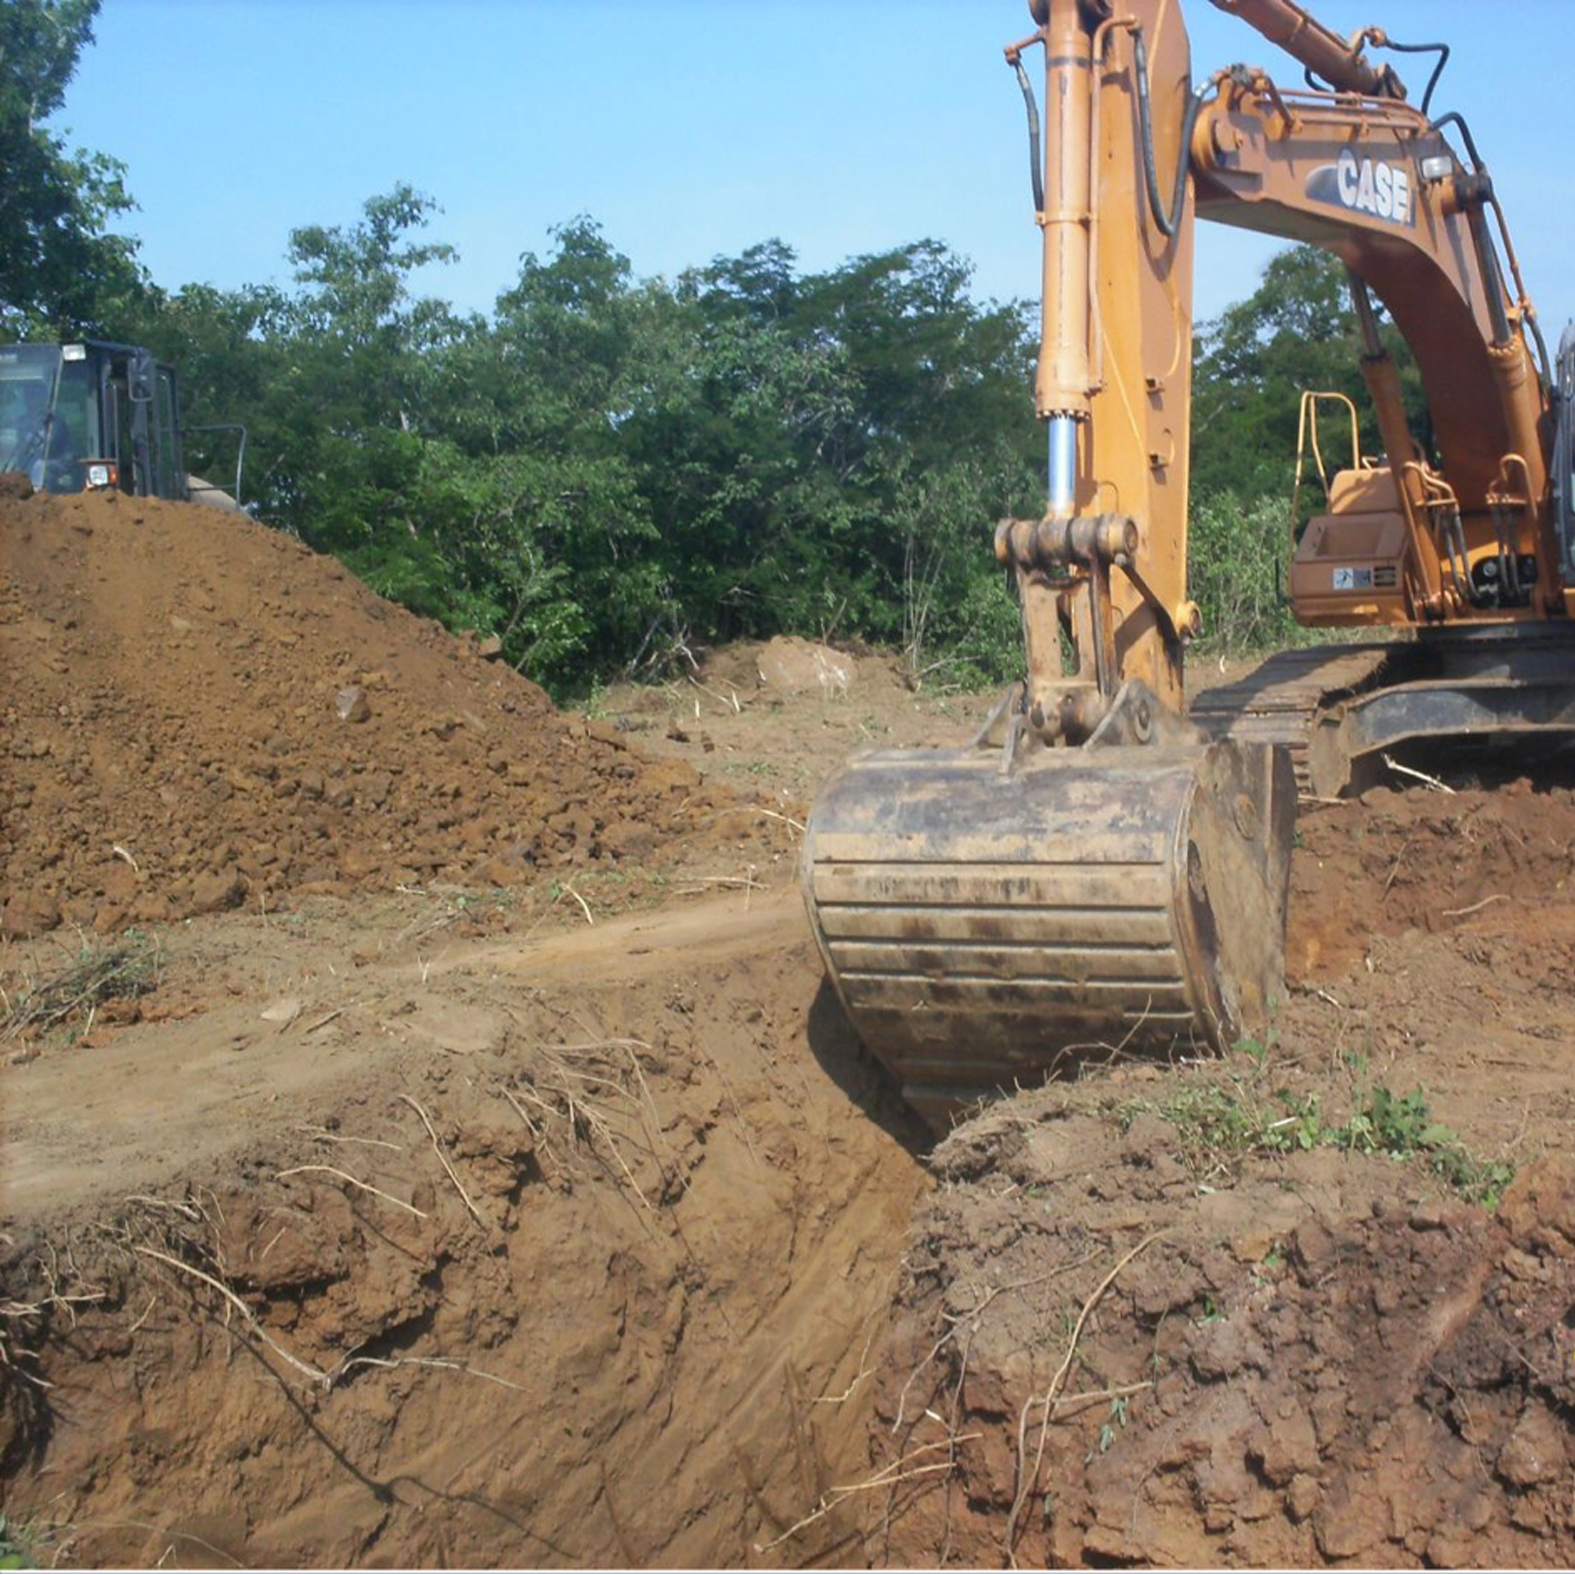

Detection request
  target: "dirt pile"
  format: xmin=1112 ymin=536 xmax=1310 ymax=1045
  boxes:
xmin=1288 ymin=778 xmax=1575 ymax=981
xmin=0 ymin=487 xmax=773 ymax=938
xmin=865 ymin=1091 xmax=1575 ymax=1569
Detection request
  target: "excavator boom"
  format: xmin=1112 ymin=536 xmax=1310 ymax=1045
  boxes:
xmin=1209 ymin=0 xmax=1401 ymax=98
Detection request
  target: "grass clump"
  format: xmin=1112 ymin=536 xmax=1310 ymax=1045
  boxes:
xmin=1336 ymin=1085 xmax=1514 ymax=1207
xmin=1120 ymin=1073 xmax=1513 ymax=1207
xmin=0 ymin=1516 xmax=38 ymax=1570
xmin=0 ymin=933 xmax=162 ymax=1046
xmin=1116 ymin=1076 xmax=1324 ymax=1182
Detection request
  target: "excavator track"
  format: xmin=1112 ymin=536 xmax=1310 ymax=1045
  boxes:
xmin=1190 ymin=642 xmax=1396 ymax=795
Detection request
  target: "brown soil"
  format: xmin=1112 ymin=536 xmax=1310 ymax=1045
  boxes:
xmin=0 ymin=494 xmax=915 ymax=1567
xmin=1 ymin=891 xmax=927 ymax=1568
xmin=870 ymin=1103 xmax=1575 ymax=1568
xmin=0 ymin=487 xmax=785 ymax=940
xmin=597 ymin=636 xmax=984 ymax=806
xmin=859 ymin=778 xmax=1575 ymax=1569
xmin=1290 ymin=778 xmax=1575 ymax=983
xmin=9 ymin=489 xmax=1575 ymax=1569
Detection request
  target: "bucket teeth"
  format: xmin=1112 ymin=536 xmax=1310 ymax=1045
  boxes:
xmin=802 ymin=740 xmax=1295 ymax=1131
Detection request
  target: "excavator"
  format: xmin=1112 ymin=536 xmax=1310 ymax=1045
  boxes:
xmin=803 ymin=0 xmax=1575 ymax=1129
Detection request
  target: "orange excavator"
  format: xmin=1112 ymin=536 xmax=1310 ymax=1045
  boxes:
xmin=803 ymin=0 xmax=1574 ymax=1128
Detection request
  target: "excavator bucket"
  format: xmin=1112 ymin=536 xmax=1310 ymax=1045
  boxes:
xmin=803 ymin=735 xmax=1295 ymax=1131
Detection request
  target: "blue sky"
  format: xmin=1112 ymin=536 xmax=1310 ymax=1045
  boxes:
xmin=59 ymin=1 xmax=1575 ymax=337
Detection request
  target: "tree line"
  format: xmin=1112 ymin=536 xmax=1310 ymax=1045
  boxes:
xmin=4 ymin=0 xmax=1419 ymax=698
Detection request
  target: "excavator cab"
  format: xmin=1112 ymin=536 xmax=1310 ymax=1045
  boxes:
xmin=0 ymin=341 xmax=187 ymax=501
xmin=1287 ymin=392 xmax=1409 ymax=625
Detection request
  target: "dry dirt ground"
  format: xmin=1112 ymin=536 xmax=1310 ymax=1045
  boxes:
xmin=0 ymin=490 xmax=937 ymax=1568
xmin=6 ymin=487 xmax=1575 ymax=1568
xmin=2 ymin=887 xmax=930 ymax=1569
xmin=865 ymin=782 xmax=1575 ymax=1568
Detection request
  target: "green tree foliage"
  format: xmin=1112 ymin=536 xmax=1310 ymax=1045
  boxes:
xmin=63 ymin=134 xmax=1408 ymax=692
xmin=1187 ymin=492 xmax=1303 ymax=656
xmin=1192 ymin=244 xmax=1424 ymax=500
xmin=1 ymin=5 xmax=1457 ymax=691
xmin=0 ymin=0 xmax=145 ymax=335
xmin=136 ymin=200 xmax=1044 ymax=693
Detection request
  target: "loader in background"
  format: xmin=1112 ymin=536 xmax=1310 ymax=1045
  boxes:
xmin=0 ymin=340 xmax=245 ymax=510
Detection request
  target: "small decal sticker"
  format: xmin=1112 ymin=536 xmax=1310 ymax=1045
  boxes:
xmin=1332 ymin=566 xmax=1374 ymax=590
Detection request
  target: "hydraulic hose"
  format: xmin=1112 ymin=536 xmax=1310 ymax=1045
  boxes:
xmin=1011 ymin=55 xmax=1046 ymax=214
xmin=1377 ymin=38 xmax=1448 ymax=116
xmin=1429 ymin=110 xmax=1484 ymax=172
xmin=1132 ymin=28 xmax=1206 ymax=240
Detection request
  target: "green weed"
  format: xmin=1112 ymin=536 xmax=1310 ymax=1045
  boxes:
xmin=1086 ymin=1395 xmax=1131 ymax=1463
xmin=1122 ymin=1076 xmax=1513 ymax=1206
xmin=1334 ymin=1086 xmax=1515 ymax=1206
xmin=0 ymin=1517 xmax=38 ymax=1571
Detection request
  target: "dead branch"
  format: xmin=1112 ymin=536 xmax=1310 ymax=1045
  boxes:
xmin=1006 ymin=1230 xmax=1165 ymax=1562
xmin=275 ymin=1165 xmax=427 ymax=1219
xmin=123 ymin=1195 xmax=202 ymax=1222
xmin=753 ymin=807 xmax=806 ymax=834
xmin=131 ymin=1244 xmax=333 ymax=1388
xmin=295 ymin=1125 xmax=403 ymax=1153
xmin=334 ymin=1353 xmax=528 ymax=1392
xmin=1383 ymin=753 xmax=1455 ymax=793
xmin=892 ymin=1254 xmax=1098 ymax=1433
xmin=397 ymin=1094 xmax=486 ymax=1228
xmin=754 ymin=1437 xmax=982 ymax=1554
xmin=814 ymin=1324 xmax=878 ymax=1405
xmin=1442 ymin=893 xmax=1510 ymax=919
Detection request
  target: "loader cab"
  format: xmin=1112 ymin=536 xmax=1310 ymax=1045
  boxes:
xmin=0 ymin=341 xmax=187 ymax=501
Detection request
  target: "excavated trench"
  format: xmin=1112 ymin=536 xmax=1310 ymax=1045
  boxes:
xmin=16 ymin=779 xmax=1575 ymax=1570
xmin=0 ymin=893 xmax=928 ymax=1568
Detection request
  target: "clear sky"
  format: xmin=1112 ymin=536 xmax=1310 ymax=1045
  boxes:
xmin=57 ymin=1 xmax=1575 ymax=337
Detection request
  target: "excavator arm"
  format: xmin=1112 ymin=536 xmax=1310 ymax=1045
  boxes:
xmin=1009 ymin=0 xmax=1556 ymax=739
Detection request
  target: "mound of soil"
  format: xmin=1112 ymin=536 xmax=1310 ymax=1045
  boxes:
xmin=867 ymin=1087 xmax=1575 ymax=1569
xmin=1289 ymin=779 xmax=1575 ymax=981
xmin=0 ymin=489 xmax=769 ymax=938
